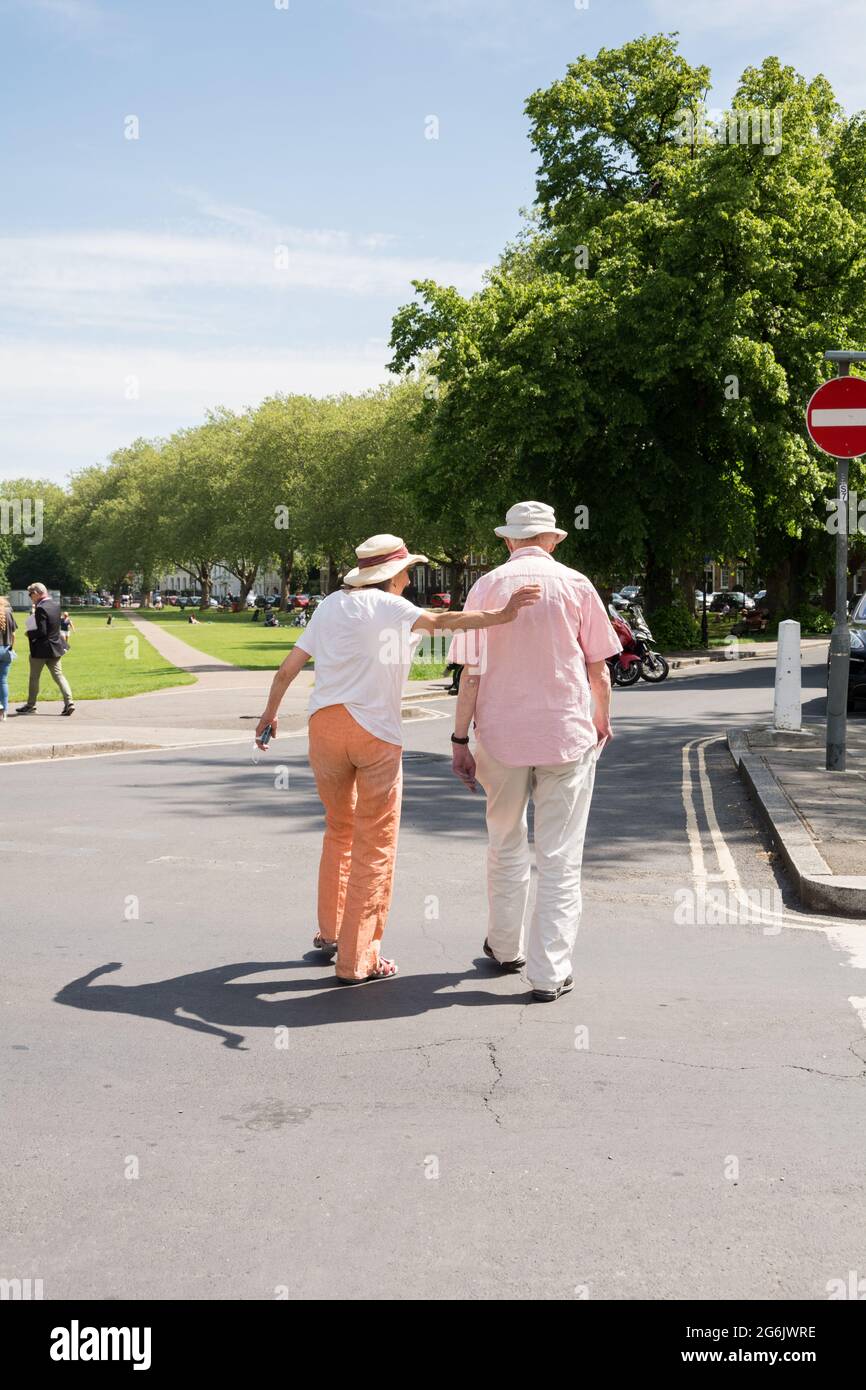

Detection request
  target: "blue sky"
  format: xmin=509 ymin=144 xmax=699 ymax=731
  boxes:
xmin=2 ymin=0 xmax=865 ymax=483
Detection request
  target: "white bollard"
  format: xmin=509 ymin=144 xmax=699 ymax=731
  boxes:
xmin=773 ymin=619 xmax=802 ymax=731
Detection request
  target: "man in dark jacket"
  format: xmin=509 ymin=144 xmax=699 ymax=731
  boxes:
xmin=16 ymin=582 xmax=76 ymax=716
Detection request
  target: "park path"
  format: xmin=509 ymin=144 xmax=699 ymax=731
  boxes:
xmin=0 ymin=615 xmax=449 ymax=762
xmin=127 ymin=615 xmax=236 ymax=675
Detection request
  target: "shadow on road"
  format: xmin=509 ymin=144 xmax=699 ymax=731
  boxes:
xmin=54 ymin=958 xmax=526 ymax=1050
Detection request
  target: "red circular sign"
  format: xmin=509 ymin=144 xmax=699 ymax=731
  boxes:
xmin=806 ymin=375 xmax=866 ymax=458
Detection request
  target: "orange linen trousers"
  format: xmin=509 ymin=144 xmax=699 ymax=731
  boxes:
xmin=308 ymin=704 xmax=403 ymax=981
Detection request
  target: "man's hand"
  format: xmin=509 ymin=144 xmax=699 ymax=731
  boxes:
xmin=593 ymin=717 xmax=613 ymax=754
xmin=254 ymin=714 xmax=278 ymax=751
xmin=452 ymin=744 xmax=478 ymax=792
xmin=498 ymin=584 xmax=543 ymax=623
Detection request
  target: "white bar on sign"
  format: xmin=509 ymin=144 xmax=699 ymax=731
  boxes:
xmin=811 ymin=408 xmax=866 ymax=426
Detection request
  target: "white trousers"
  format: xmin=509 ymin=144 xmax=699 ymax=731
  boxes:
xmin=475 ymin=740 xmax=597 ymax=990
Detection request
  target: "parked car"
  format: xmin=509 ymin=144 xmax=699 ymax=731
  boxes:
xmin=710 ymin=590 xmax=751 ymax=614
xmin=289 ymin=593 xmax=311 ymax=608
xmin=620 ymin=585 xmax=642 ymax=601
xmin=430 ymin=592 xmax=451 ymax=608
xmin=827 ymin=593 xmax=866 ymax=711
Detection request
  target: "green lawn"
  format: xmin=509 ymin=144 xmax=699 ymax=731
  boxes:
xmin=141 ymin=607 xmax=448 ymax=679
xmin=142 ymin=608 xmax=310 ymax=670
xmin=5 ymin=611 xmax=195 ymax=702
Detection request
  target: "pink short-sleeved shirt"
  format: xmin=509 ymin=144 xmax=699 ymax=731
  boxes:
xmin=447 ymin=547 xmax=622 ymax=766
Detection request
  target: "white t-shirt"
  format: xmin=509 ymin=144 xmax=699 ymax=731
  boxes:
xmin=297 ymin=589 xmax=422 ymax=746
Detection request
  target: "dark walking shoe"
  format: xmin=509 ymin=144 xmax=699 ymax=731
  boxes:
xmin=16 ymin=705 xmax=36 ymax=714
xmin=61 ymin=703 xmax=76 ymax=716
xmin=483 ymin=938 xmax=526 ymax=973
xmin=532 ymin=976 xmax=574 ymax=1003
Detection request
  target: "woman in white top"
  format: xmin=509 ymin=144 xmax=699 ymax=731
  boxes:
xmin=255 ymin=533 xmax=539 ymax=983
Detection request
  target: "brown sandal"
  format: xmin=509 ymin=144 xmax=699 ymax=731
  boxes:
xmin=313 ymin=933 xmax=338 ymax=959
xmin=336 ymin=957 xmax=399 ymax=986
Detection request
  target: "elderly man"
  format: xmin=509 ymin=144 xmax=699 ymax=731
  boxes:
xmin=16 ymin=582 xmax=76 ymax=716
xmin=448 ymin=501 xmax=621 ymax=1002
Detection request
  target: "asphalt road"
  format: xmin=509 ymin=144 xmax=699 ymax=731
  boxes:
xmin=3 ymin=646 xmax=866 ymax=1300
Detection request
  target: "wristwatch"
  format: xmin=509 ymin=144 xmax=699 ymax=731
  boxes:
xmin=450 ymin=733 xmax=470 ymax=745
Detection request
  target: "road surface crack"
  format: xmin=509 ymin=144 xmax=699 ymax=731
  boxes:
xmin=483 ymin=1040 xmax=504 ymax=1127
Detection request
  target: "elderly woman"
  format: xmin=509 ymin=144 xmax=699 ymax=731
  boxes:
xmin=255 ymin=533 xmax=540 ymax=984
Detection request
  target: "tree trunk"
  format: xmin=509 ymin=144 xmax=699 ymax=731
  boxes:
xmin=789 ymin=539 xmax=812 ymax=614
xmin=448 ymin=557 xmax=466 ymax=610
xmin=644 ymin=544 xmax=673 ymax=615
xmin=199 ymin=563 xmax=212 ymax=607
xmin=279 ymin=549 xmax=294 ymax=609
xmin=236 ymin=563 xmax=261 ymax=610
xmin=677 ymin=567 xmax=698 ymax=616
xmin=325 ymin=556 xmax=341 ymax=593
xmin=764 ymin=558 xmax=790 ymax=617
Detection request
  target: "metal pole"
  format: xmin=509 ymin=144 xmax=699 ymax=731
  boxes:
xmin=701 ymin=554 xmax=709 ymax=648
xmin=825 ymin=356 xmax=852 ymax=771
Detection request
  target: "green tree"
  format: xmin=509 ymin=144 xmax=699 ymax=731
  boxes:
xmin=389 ymin=34 xmax=866 ymax=616
xmin=64 ymin=444 xmax=166 ymax=603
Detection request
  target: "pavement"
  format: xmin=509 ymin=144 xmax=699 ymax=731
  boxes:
xmin=666 ymin=638 xmax=826 ymax=668
xmin=729 ymin=719 xmax=866 ymax=916
xmin=0 ymin=620 xmax=827 ymax=764
xmin=3 ymin=643 xmax=866 ymax=1300
xmin=0 ymin=617 xmax=452 ymax=763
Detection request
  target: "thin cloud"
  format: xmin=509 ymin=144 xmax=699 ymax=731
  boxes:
xmin=16 ymin=0 xmax=122 ymax=38
xmin=0 ymin=230 xmax=487 ymax=337
xmin=0 ymin=341 xmax=396 ymax=481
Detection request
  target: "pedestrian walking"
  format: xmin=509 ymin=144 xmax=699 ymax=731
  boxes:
xmin=16 ymin=583 xmax=76 ymax=717
xmin=254 ymin=532 xmax=540 ymax=984
xmin=0 ymin=595 xmax=17 ymax=720
xmin=59 ymin=611 xmax=75 ymax=650
xmin=448 ymin=502 xmax=621 ymax=1002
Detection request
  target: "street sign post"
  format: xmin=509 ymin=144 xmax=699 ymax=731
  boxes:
xmin=701 ymin=552 xmax=711 ymax=648
xmin=808 ymin=353 xmax=866 ymax=771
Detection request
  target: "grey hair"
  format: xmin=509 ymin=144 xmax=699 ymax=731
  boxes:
xmin=27 ymin=582 xmax=48 ymax=597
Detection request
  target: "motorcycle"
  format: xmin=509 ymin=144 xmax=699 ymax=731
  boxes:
xmin=607 ymin=605 xmax=670 ymax=686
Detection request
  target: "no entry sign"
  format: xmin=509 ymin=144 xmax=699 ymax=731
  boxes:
xmin=806 ymin=374 xmax=866 ymax=458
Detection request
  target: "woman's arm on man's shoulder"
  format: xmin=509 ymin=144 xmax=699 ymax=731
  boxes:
xmin=411 ymin=584 xmax=541 ymax=634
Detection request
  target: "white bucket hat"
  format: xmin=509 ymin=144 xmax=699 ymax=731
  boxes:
xmin=343 ymin=533 xmax=429 ymax=587
xmin=494 ymin=500 xmax=567 ymax=541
